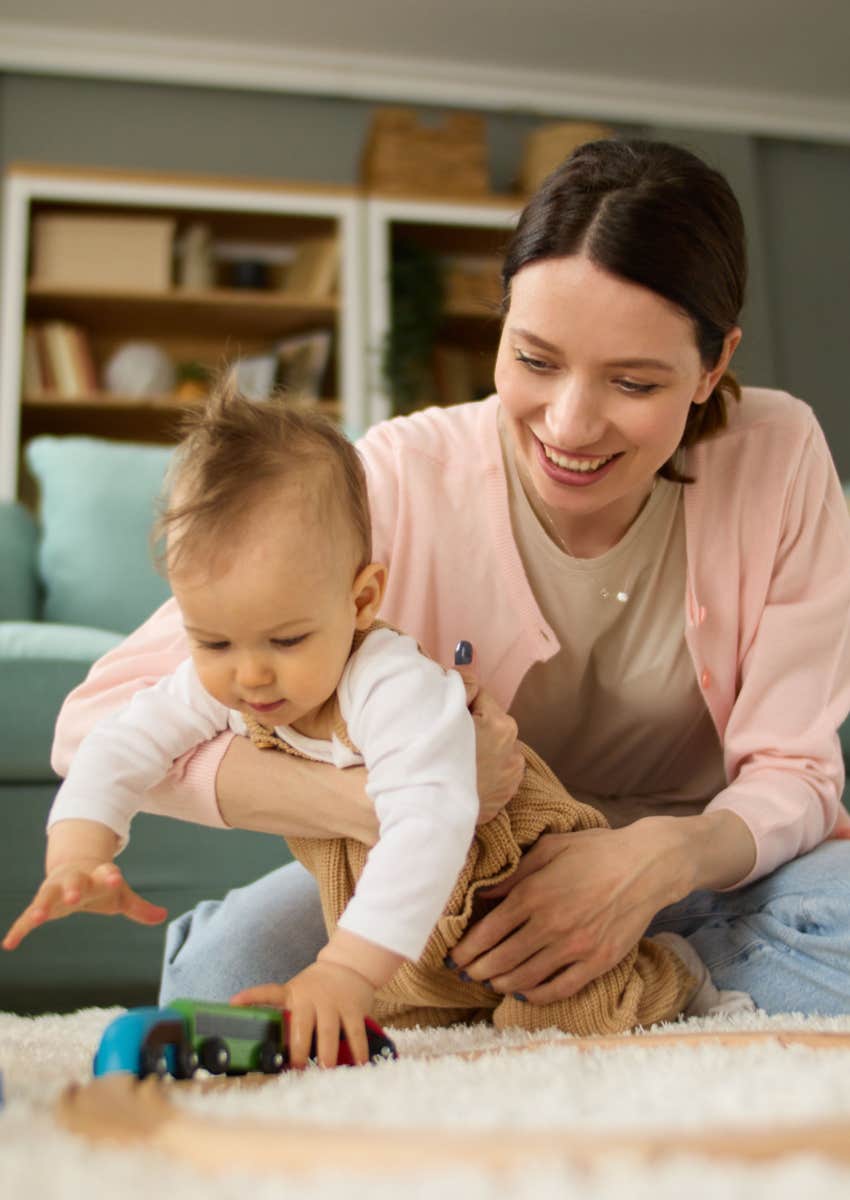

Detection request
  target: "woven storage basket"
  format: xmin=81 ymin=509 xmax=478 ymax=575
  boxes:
xmin=361 ymin=107 xmax=489 ymax=197
xmin=519 ymin=121 xmax=614 ymax=194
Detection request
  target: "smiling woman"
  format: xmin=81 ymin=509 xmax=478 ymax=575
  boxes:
xmin=496 ymin=255 xmax=740 ymax=557
xmin=49 ymin=139 xmax=850 ymax=1023
xmin=496 ymin=138 xmax=744 ymax=558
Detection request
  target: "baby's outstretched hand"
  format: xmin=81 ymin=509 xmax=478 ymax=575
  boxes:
xmin=2 ymin=860 xmax=168 ymax=951
xmin=231 ymin=961 xmax=375 ymax=1070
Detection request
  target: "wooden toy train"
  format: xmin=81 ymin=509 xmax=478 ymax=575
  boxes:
xmin=93 ymin=997 xmax=398 ymax=1079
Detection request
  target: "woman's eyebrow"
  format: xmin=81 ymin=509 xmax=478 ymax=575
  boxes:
xmin=511 ymin=328 xmax=561 ymax=353
xmin=604 ymin=357 xmax=676 ymax=371
xmin=512 ymin=328 xmax=675 ymax=372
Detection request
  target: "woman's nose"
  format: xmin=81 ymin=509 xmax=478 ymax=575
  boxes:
xmin=545 ymin=378 xmax=604 ymax=448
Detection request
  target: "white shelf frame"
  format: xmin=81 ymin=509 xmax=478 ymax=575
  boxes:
xmin=0 ymin=171 xmax=367 ymax=500
xmin=365 ymin=196 xmax=520 ymax=425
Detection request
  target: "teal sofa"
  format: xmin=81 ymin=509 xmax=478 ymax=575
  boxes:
xmin=0 ymin=436 xmax=289 ymax=1014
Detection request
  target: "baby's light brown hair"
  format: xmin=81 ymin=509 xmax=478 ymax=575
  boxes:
xmin=156 ymin=376 xmax=372 ymax=580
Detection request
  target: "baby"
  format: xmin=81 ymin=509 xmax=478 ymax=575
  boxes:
xmin=5 ymin=381 xmax=752 ymax=1059
xmin=5 ymin=382 xmax=479 ymax=1067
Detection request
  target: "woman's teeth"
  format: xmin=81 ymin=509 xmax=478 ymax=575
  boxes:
xmin=543 ymin=446 xmax=615 ymax=472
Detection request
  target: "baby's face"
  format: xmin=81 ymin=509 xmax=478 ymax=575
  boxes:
xmin=171 ymin=502 xmax=363 ymax=735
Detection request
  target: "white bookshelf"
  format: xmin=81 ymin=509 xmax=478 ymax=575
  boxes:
xmin=0 ymin=166 xmax=367 ymax=501
xmin=365 ymin=195 xmax=519 ymax=424
xmin=0 ymin=167 xmax=523 ymax=501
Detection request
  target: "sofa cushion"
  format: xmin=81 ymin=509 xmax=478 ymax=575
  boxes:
xmin=0 ymin=620 xmax=121 ymax=661
xmin=0 ymin=501 xmax=39 ymax=620
xmin=0 ymin=620 xmax=122 ymax=780
xmin=25 ymin=436 xmax=173 ymax=634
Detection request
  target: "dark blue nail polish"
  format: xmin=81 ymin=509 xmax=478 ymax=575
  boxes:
xmin=482 ymin=980 xmax=495 ymax=993
xmin=454 ymin=640 xmax=473 ymax=666
xmin=458 ymin=970 xmax=472 ymax=983
xmin=513 ymin=992 xmax=527 ymax=1002
xmin=443 ymin=955 xmax=457 ymax=970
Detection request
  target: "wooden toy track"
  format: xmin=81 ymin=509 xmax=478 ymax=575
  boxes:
xmin=57 ymin=1029 xmax=850 ymax=1176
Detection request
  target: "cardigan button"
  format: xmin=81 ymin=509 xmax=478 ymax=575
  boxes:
xmin=701 ymin=669 xmax=711 ymax=689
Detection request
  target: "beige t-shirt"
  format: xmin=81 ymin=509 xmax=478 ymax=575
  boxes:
xmin=503 ymin=429 xmax=727 ymax=828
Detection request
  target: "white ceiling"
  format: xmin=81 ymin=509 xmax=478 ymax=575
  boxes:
xmin=1 ymin=0 xmax=849 ymax=141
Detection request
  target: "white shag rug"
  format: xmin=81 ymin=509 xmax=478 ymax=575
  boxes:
xmin=4 ymin=1007 xmax=850 ymax=1198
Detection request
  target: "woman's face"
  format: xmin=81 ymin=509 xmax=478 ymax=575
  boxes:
xmin=495 ymin=254 xmax=739 ymax=553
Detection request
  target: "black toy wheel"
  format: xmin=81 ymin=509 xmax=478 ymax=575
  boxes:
xmin=139 ymin=1046 xmax=169 ymax=1079
xmin=365 ymin=1023 xmax=398 ymax=1061
xmin=199 ymin=1037 xmax=230 ymax=1074
xmin=174 ymin=1043 xmax=199 ymax=1079
xmin=258 ymin=1040 xmax=286 ymax=1074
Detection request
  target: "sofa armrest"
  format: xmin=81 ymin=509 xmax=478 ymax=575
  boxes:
xmin=0 ymin=501 xmax=40 ymax=620
xmin=0 ymin=622 xmax=121 ymax=781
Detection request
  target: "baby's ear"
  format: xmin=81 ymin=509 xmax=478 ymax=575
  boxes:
xmin=352 ymin=562 xmax=388 ymax=629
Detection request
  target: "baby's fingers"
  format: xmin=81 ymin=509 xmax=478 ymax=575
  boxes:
xmin=104 ymin=872 xmax=168 ymax=926
xmin=2 ymin=901 xmax=49 ymax=950
xmin=288 ymin=1004 xmax=319 ymax=1071
xmin=314 ymin=1006 xmax=341 ymax=1069
xmin=2 ymin=878 xmax=81 ymax=949
xmin=230 ymin=984 xmax=290 ymax=1008
xmin=340 ymin=1012 xmax=370 ymax=1067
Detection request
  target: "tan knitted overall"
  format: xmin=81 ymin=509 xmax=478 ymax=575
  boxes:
xmin=245 ymin=627 xmax=696 ymax=1035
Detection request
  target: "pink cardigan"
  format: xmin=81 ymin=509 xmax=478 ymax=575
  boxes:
xmin=52 ymin=388 xmax=850 ymax=886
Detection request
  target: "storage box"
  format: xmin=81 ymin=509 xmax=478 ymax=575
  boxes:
xmin=519 ymin=122 xmax=614 ymax=195
xmin=361 ymin=107 xmax=489 ymax=197
xmin=443 ymin=256 xmax=503 ymax=312
xmin=31 ymin=214 xmax=176 ymax=291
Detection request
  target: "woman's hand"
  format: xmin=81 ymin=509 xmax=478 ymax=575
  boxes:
xmin=448 ymin=818 xmax=694 ymax=1003
xmin=448 ymin=810 xmax=756 ymax=1003
xmin=454 ymin=644 xmax=524 ymax=825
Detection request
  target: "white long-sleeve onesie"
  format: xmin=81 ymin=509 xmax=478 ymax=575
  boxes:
xmin=47 ymin=627 xmax=478 ymax=960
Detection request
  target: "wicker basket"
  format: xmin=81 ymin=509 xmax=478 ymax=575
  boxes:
xmin=519 ymin=121 xmax=614 ymax=195
xmin=443 ymin=257 xmax=503 ymax=312
xmin=361 ymin=107 xmax=489 ymax=197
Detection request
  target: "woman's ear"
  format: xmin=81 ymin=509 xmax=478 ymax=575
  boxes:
xmin=352 ymin=562 xmax=388 ymax=629
xmin=695 ymin=326 xmax=742 ymax=404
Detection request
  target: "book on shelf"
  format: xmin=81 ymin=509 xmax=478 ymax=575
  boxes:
xmin=24 ymin=321 xmax=98 ymax=399
xmin=229 ymin=330 xmax=333 ymax=404
xmin=275 ymin=330 xmax=333 ymax=402
xmin=22 ymin=326 xmax=46 ymax=396
xmin=285 ymin=237 xmax=340 ymax=301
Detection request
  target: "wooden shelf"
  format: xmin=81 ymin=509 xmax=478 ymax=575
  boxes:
xmin=442 ymin=299 xmax=501 ymax=321
xmin=26 ymin=285 xmax=338 ymax=340
xmin=24 ymin=391 xmax=340 ymax=416
xmin=24 ymin=390 xmax=192 ymax=409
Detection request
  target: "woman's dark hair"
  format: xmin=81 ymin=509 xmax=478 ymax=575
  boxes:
xmin=502 ymin=139 xmax=746 ymax=480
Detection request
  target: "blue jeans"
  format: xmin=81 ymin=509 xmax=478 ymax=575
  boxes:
xmin=160 ymin=840 xmax=850 ymax=1016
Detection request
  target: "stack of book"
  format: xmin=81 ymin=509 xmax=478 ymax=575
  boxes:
xmin=285 ymin=238 xmax=339 ymax=301
xmin=23 ymin=322 xmax=99 ymax=400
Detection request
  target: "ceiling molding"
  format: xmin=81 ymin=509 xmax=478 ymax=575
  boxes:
xmin=1 ymin=20 xmax=848 ymax=144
